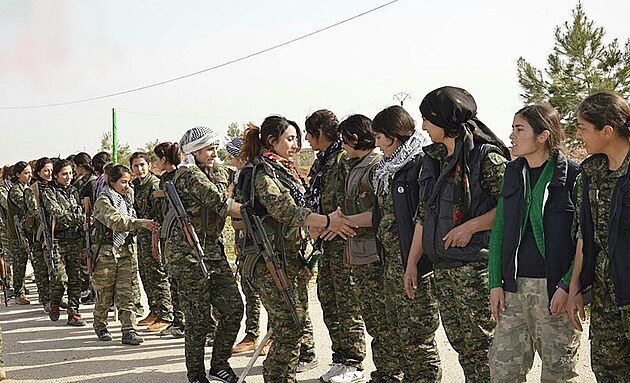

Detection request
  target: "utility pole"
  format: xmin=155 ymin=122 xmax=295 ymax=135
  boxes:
xmin=393 ymin=92 xmax=410 ymax=106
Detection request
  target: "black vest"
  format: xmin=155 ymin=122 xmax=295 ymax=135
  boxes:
xmin=579 ymin=154 xmax=630 ymax=307
xmin=501 ymin=154 xmax=580 ymax=300
xmin=420 ymin=143 xmax=500 ymax=269
xmin=373 ymin=154 xmax=433 ymax=276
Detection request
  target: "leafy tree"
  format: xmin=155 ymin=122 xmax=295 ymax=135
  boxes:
xmin=137 ymin=139 xmax=160 ymax=163
xmin=218 ymin=122 xmax=245 ymax=162
xmin=517 ymin=2 xmax=630 ymax=146
xmin=100 ymin=131 xmax=131 ymax=166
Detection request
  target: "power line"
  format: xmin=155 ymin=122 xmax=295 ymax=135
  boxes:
xmin=1 ymin=0 xmax=398 ymax=110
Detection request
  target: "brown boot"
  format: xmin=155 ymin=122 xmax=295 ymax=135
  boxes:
xmin=147 ymin=319 xmax=171 ymax=332
xmin=259 ymin=338 xmax=272 ymax=356
xmin=0 ymin=366 xmax=6 ymax=381
xmin=232 ymin=335 xmax=258 ymax=353
xmin=138 ymin=313 xmax=157 ymax=326
xmin=14 ymin=294 xmax=30 ymax=305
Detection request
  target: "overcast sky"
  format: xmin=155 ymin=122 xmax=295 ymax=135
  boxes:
xmin=1 ymin=0 xmax=628 ymax=164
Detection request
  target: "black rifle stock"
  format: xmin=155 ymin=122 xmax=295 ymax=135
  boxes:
xmin=0 ymin=247 xmax=8 ymax=306
xmin=240 ymin=204 xmax=300 ymax=326
xmin=163 ymin=181 xmax=211 ymax=279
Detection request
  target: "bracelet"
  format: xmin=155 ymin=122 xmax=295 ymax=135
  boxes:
xmin=324 ymin=214 xmax=331 ymax=229
xmin=556 ymin=280 xmax=569 ymax=293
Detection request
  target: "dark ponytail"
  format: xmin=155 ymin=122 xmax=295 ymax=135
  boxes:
xmin=154 ymin=142 xmax=182 ymax=166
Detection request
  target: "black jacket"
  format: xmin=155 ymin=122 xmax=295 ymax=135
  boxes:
xmin=501 ymin=153 xmax=580 ymax=300
xmin=373 ymin=154 xmax=433 ymax=276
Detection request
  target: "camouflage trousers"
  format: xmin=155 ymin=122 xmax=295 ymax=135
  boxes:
xmin=238 ymin=257 xmax=262 ymax=339
xmin=168 ymin=256 xmax=243 ymax=382
xmin=317 ymin=246 xmax=366 ymax=368
xmin=383 ymin=257 xmax=441 ymax=383
xmin=131 ymin=250 xmax=142 ymax=316
xmin=92 ymin=249 xmax=138 ymax=332
xmin=353 ymin=261 xmax=401 ymax=383
xmin=137 ymin=234 xmax=173 ymax=322
xmin=167 ymin=271 xmax=185 ymax=327
xmin=589 ymin=266 xmax=630 ymax=382
xmin=31 ymin=241 xmax=51 ymax=303
xmin=489 ymin=277 xmax=580 ymax=382
xmin=253 ymin=254 xmax=315 ymax=383
xmin=48 ymin=238 xmax=83 ymax=312
xmin=434 ymin=261 xmax=495 ymax=383
xmin=9 ymin=239 xmax=29 ymax=296
xmin=0 ymin=235 xmax=13 ymax=288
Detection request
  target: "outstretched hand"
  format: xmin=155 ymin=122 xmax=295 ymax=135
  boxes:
xmin=327 ymin=208 xmax=357 ymax=240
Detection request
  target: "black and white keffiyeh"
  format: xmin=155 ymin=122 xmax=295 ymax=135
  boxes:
xmin=101 ymin=185 xmax=136 ymax=250
xmin=179 ymin=126 xmax=220 ymax=167
xmin=373 ymin=130 xmax=427 ymax=195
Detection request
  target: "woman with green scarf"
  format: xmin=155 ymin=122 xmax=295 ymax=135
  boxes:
xmin=487 ymin=105 xmax=581 ymax=382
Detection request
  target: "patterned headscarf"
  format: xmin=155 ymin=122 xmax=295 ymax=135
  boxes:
xmin=373 ymin=129 xmax=426 ymax=195
xmin=261 ymin=150 xmax=306 ymax=206
xmin=420 ymin=86 xmax=510 ymax=225
xmin=179 ymin=126 xmax=220 ymax=167
xmin=101 ymin=184 xmax=136 ymax=250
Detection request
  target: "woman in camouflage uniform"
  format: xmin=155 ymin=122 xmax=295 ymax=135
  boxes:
xmin=154 ymin=133 xmax=243 ymax=383
xmin=567 ymin=91 xmax=630 ymax=381
xmin=41 ymin=159 xmax=86 ymax=326
xmin=91 ymin=165 xmax=157 ymax=345
xmin=240 ymin=116 xmax=354 ymax=383
xmin=6 ymin=161 xmax=33 ymax=305
xmin=23 ymin=157 xmax=54 ymax=312
xmin=370 ymin=106 xmax=442 ymax=382
xmin=0 ymin=166 xmax=14 ymax=298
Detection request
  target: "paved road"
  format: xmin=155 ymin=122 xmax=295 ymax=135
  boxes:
xmin=1 ymin=274 xmax=596 ymax=382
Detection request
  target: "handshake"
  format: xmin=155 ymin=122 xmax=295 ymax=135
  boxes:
xmin=310 ymin=208 xmax=357 ymax=241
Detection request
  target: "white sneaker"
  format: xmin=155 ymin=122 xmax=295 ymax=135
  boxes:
xmin=320 ymin=363 xmax=345 ymax=382
xmin=329 ymin=366 xmax=364 ymax=383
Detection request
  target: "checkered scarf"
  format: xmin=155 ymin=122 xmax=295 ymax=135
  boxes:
xmin=101 ymin=185 xmax=136 ymax=250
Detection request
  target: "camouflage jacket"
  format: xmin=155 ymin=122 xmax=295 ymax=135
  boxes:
xmin=0 ymin=180 xmax=12 ymax=233
xmin=92 ymin=191 xmax=142 ymax=257
xmin=7 ymin=181 xmax=29 ymax=239
xmin=253 ymin=160 xmax=311 ymax=254
xmin=41 ymin=182 xmax=83 ymax=233
xmin=23 ymin=181 xmax=54 ymax=240
xmin=73 ymin=173 xmax=96 ymax=200
xmin=308 ymin=145 xmax=349 ymax=251
xmin=161 ymin=166 xmax=232 ymax=261
xmin=132 ymin=172 xmax=160 ymax=220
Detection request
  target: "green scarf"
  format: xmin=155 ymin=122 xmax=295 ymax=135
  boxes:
xmin=522 ymin=154 xmax=556 ymax=257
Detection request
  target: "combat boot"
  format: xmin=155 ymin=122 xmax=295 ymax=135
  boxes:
xmin=121 ymin=330 xmax=144 ymax=345
xmin=95 ymin=328 xmax=113 ymax=341
xmin=14 ymin=294 xmax=30 ymax=305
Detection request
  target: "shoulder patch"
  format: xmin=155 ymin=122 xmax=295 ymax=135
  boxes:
xmin=487 ymin=152 xmax=508 ymax=166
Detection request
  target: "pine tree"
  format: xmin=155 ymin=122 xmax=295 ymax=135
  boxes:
xmin=517 ymin=2 xmax=630 ymax=145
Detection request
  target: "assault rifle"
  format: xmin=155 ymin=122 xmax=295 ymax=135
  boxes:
xmin=13 ymin=215 xmax=32 ymax=261
xmin=38 ymin=200 xmax=58 ymax=281
xmin=240 ymin=204 xmax=300 ymax=326
xmin=163 ymin=181 xmax=211 ymax=279
xmin=83 ymin=197 xmax=95 ymax=274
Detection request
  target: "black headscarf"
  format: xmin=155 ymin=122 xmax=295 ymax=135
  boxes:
xmin=419 ymin=86 xmax=510 ymax=225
